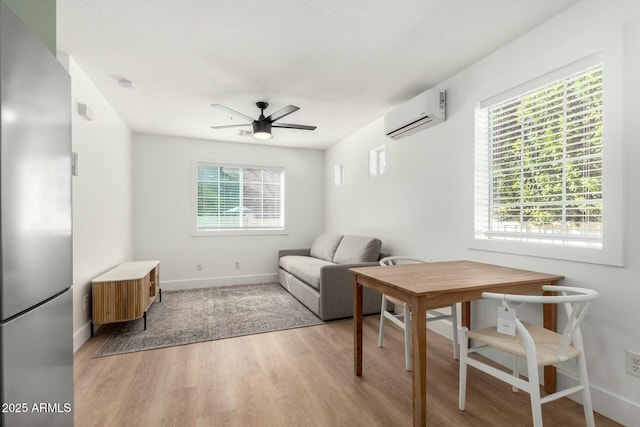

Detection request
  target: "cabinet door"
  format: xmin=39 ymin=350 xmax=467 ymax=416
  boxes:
xmin=1 ymin=289 xmax=73 ymax=427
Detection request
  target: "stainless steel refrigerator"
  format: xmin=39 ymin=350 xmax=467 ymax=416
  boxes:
xmin=0 ymin=3 xmax=73 ymax=426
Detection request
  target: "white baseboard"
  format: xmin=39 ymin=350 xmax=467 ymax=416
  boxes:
xmin=160 ymin=273 xmax=279 ymax=291
xmin=586 ymin=381 xmax=640 ymax=426
xmin=73 ymin=321 xmax=92 ymax=353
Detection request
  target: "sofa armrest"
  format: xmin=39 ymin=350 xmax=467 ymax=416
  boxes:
xmin=278 ymin=248 xmax=311 ymax=258
xmin=319 ymin=261 xmax=379 ymax=288
xmin=318 ymin=261 xmax=382 ymax=320
xmin=321 ymin=261 xmax=379 ymax=273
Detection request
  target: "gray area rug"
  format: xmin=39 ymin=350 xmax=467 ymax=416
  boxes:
xmin=93 ymin=282 xmax=324 ymax=358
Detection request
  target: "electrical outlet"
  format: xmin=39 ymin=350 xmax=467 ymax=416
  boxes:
xmin=235 ymin=261 xmax=240 ymax=269
xmin=84 ymin=295 xmax=89 ymax=311
xmin=195 ymin=262 xmax=203 ymax=272
xmin=626 ymin=350 xmax=640 ymax=378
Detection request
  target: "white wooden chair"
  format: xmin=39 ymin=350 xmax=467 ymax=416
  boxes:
xmin=458 ymin=285 xmax=599 ymax=427
xmin=378 ymin=256 xmax=459 ymax=371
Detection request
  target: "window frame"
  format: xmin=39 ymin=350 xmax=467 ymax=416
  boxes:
xmin=471 ymin=53 xmax=624 ymax=266
xmin=334 ymin=164 xmax=344 ymax=186
xmin=192 ymin=160 xmax=286 ymax=237
xmin=369 ymin=145 xmax=386 ymax=177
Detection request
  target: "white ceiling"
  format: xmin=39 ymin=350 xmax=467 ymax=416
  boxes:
xmin=57 ymin=0 xmax=580 ymax=150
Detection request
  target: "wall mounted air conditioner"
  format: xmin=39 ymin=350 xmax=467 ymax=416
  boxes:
xmin=384 ymin=89 xmax=446 ymax=140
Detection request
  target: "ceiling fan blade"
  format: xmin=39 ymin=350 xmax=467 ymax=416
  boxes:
xmin=271 ymin=123 xmax=317 ymax=131
xmin=211 ymin=103 xmax=255 ymax=122
xmin=266 ymin=105 xmax=300 ymax=122
xmin=210 ymin=124 xmax=251 ymax=129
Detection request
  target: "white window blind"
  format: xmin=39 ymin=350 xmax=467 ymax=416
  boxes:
xmin=196 ymin=163 xmax=284 ymax=231
xmin=475 ymin=63 xmax=603 ymax=247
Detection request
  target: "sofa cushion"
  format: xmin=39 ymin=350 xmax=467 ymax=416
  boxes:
xmin=279 ymin=255 xmax=334 ymax=291
xmin=309 ymin=233 xmax=343 ymax=262
xmin=332 ymin=235 xmax=382 ymax=264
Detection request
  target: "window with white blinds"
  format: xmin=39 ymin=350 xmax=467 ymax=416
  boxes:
xmin=195 ymin=163 xmax=284 ymax=232
xmin=475 ymin=63 xmax=603 ymax=247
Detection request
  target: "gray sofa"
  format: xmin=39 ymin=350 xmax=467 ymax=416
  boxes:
xmin=278 ymin=233 xmax=385 ymax=321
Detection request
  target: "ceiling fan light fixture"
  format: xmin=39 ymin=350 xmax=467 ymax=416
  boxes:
xmin=253 ymin=131 xmax=272 ymax=140
xmin=252 ymin=120 xmax=272 ymax=140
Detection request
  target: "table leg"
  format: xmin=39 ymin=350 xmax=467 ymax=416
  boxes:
xmin=543 ymin=289 xmax=558 ymax=393
xmin=354 ymin=276 xmax=363 ymax=376
xmin=411 ymin=296 xmax=427 ymax=427
xmin=461 ymin=301 xmax=471 ymax=329
xmin=461 ymin=301 xmax=471 ymax=348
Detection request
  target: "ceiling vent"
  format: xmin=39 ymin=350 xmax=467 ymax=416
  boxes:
xmin=384 ymin=89 xmax=446 ymax=140
xmin=237 ymin=129 xmax=253 ymax=137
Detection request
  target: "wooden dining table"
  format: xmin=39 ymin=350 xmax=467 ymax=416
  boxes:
xmin=350 ymin=260 xmax=563 ymax=427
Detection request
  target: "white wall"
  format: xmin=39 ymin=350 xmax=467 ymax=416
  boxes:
xmin=69 ymin=58 xmax=134 ymax=351
xmin=324 ymin=1 xmax=640 ymax=424
xmin=132 ymin=134 xmax=324 ymax=290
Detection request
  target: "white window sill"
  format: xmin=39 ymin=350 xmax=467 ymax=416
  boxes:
xmin=468 ymin=238 xmax=623 ymax=267
xmin=193 ymin=228 xmax=287 ymax=237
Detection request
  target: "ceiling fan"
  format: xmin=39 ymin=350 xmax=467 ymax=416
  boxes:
xmin=210 ymin=101 xmax=317 ymax=140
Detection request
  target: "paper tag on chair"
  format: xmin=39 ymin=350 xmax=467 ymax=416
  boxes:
xmin=497 ymin=307 xmax=517 ymax=336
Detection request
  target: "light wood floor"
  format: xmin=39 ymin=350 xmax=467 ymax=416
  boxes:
xmin=74 ymin=316 xmax=620 ymax=427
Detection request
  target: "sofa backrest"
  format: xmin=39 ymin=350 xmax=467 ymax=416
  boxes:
xmin=310 ymin=234 xmax=343 ymax=262
xmin=333 ymin=235 xmax=382 ymax=264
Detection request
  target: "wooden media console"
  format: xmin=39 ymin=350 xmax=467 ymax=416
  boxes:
xmin=91 ymin=260 xmax=161 ymax=335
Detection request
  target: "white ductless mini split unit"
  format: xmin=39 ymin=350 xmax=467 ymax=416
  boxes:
xmin=384 ymin=89 xmax=446 ymax=140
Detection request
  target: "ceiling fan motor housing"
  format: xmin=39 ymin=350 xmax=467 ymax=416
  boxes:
xmin=253 ymin=120 xmax=271 ymax=134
